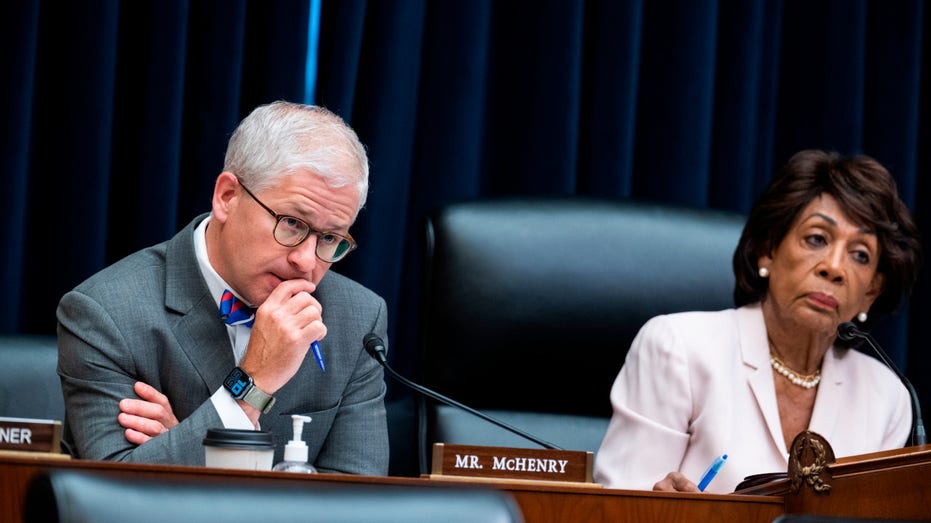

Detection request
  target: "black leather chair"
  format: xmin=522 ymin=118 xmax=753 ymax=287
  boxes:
xmin=25 ymin=470 xmax=524 ymax=523
xmin=0 ymin=335 xmax=64 ymax=421
xmin=418 ymin=196 xmax=745 ymax=471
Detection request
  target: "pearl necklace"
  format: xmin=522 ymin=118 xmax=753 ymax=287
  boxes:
xmin=769 ymin=351 xmax=821 ymax=389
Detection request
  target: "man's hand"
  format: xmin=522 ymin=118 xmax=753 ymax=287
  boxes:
xmin=240 ymin=280 xmax=324 ymax=389
xmin=653 ymin=471 xmax=700 ymax=492
xmin=118 ymin=381 xmax=179 ymax=445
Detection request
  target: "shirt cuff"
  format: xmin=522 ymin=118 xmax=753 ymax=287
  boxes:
xmin=210 ymin=387 xmax=259 ymax=429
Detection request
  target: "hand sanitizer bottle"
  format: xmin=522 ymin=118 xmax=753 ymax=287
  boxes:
xmin=272 ymin=414 xmax=317 ymax=473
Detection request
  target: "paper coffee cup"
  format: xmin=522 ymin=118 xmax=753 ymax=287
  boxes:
xmin=203 ymin=428 xmax=274 ymax=470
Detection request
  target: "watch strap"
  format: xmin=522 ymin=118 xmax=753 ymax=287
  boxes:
xmin=241 ymin=383 xmax=276 ymax=414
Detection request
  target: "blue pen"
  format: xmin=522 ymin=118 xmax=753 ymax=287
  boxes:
xmin=311 ymin=341 xmax=326 ymax=372
xmin=697 ymin=454 xmax=727 ymax=492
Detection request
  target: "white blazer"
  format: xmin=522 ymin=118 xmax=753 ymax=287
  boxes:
xmin=594 ymin=303 xmax=912 ymax=493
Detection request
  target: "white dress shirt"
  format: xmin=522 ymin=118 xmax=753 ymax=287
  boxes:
xmin=193 ymin=215 xmax=255 ymax=429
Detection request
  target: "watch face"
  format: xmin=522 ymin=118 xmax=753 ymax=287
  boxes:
xmin=223 ymin=368 xmax=251 ymax=399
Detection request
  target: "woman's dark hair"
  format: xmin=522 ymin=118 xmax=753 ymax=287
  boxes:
xmin=733 ymin=149 xmax=922 ymax=325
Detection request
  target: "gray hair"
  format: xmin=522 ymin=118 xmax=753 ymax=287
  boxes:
xmin=223 ymin=101 xmax=369 ymax=214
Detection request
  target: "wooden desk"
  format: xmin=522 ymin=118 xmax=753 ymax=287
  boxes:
xmin=736 ymin=436 xmax=931 ymax=521
xmin=0 ymin=453 xmax=783 ymax=523
xmin=786 ymin=443 xmax=931 ymax=519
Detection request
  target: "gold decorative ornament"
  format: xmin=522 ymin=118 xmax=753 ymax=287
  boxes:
xmin=788 ymin=430 xmax=835 ymax=495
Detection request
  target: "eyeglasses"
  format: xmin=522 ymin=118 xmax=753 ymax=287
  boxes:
xmin=237 ymin=179 xmax=357 ymax=263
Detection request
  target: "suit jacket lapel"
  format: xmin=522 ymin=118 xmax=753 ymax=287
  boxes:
xmin=739 ymin=304 xmax=788 ymax=455
xmin=809 ymin=346 xmax=843 ymax=440
xmin=164 ymin=215 xmax=235 ymax=389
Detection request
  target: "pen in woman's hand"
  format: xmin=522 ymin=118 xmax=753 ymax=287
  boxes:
xmin=697 ymin=454 xmax=727 ymax=492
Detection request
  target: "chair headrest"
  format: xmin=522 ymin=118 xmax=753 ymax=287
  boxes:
xmin=25 ymin=470 xmax=524 ymax=523
xmin=420 ymin=196 xmax=745 ymax=416
xmin=0 ymin=335 xmax=63 ymax=421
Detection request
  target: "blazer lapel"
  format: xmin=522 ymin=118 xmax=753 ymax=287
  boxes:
xmin=808 ymin=346 xmax=843 ymax=440
xmin=164 ymin=215 xmax=235 ymax=389
xmin=739 ymin=304 xmax=788 ymax=455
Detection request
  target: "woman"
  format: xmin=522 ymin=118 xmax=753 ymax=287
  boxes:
xmin=593 ymin=149 xmax=922 ymax=493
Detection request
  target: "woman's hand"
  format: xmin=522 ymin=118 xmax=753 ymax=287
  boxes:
xmin=653 ymin=471 xmax=700 ymax=492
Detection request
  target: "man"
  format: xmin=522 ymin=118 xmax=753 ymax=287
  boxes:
xmin=57 ymin=101 xmax=389 ymax=475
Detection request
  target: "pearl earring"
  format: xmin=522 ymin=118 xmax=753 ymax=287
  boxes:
xmin=857 ymin=312 xmax=868 ymax=323
xmin=758 ymin=267 xmax=769 ymax=278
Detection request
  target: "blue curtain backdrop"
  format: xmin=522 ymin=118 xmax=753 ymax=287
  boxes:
xmin=2 ymin=0 xmax=929 ymax=476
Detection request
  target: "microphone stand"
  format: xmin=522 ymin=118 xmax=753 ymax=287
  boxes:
xmin=363 ymin=334 xmax=563 ymax=450
xmin=837 ymin=322 xmax=927 ymax=446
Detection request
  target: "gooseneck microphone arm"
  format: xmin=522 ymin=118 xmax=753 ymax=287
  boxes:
xmin=362 ymin=333 xmax=563 ymax=450
xmin=837 ymin=322 xmax=927 ymax=446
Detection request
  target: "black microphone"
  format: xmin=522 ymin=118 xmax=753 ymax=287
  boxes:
xmin=362 ymin=333 xmax=562 ymax=450
xmin=836 ymin=322 xmax=927 ymax=446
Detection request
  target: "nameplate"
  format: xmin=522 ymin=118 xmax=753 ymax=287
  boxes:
xmin=431 ymin=443 xmax=594 ymax=483
xmin=0 ymin=417 xmax=62 ymax=453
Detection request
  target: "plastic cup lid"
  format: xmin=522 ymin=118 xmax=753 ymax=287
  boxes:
xmin=203 ymin=428 xmax=274 ymax=450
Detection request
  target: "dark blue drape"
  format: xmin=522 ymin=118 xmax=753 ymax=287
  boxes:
xmin=2 ymin=0 xmax=929 ymax=476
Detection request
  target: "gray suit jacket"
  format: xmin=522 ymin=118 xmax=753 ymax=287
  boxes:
xmin=57 ymin=215 xmax=389 ymax=475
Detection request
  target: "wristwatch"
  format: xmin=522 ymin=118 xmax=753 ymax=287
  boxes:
xmin=223 ymin=367 xmax=276 ymax=414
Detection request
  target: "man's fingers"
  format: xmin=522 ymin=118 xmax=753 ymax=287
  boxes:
xmin=122 ymin=382 xmax=180 ymax=430
xmin=264 ymin=279 xmax=317 ymax=307
xmin=118 ymin=412 xmax=166 ymax=438
xmin=124 ymin=427 xmax=151 ymax=445
xmin=120 ymin=397 xmax=165 ymax=419
xmin=133 ymin=381 xmax=168 ymax=405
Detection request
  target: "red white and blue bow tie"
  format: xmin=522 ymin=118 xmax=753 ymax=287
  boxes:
xmin=219 ymin=290 xmax=255 ymax=328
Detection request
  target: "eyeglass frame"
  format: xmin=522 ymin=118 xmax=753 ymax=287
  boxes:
xmin=236 ymin=178 xmax=358 ymax=263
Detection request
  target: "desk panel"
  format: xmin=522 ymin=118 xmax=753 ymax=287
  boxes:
xmin=0 ymin=454 xmax=783 ymax=523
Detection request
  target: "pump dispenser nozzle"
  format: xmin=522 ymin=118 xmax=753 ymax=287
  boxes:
xmin=272 ymin=414 xmax=317 ymax=473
